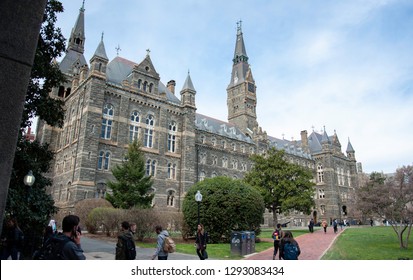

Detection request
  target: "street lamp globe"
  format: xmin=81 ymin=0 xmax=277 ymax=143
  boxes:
xmin=23 ymin=170 xmax=35 ymax=186
xmin=195 ymin=190 xmax=203 ymax=202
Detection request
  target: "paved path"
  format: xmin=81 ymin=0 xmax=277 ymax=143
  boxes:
xmin=245 ymin=227 xmax=343 ymax=260
xmin=82 ymin=227 xmax=343 ymax=260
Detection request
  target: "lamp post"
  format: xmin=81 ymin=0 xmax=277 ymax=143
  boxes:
xmin=195 ymin=190 xmax=202 ymax=225
xmin=24 ymin=170 xmax=35 ymax=187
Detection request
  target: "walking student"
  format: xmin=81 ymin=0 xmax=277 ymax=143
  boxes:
xmin=195 ymin=224 xmax=208 ymax=260
xmin=151 ymin=225 xmax=169 ymax=260
xmin=116 ymin=221 xmax=136 ymax=260
xmin=322 ymin=220 xmax=328 ymax=234
xmin=279 ymin=231 xmax=301 ymax=260
xmin=272 ymin=223 xmax=282 ymax=260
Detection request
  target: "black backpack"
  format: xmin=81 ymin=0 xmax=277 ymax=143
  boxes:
xmin=283 ymin=242 xmax=299 ymax=260
xmin=33 ymin=233 xmax=72 ymax=260
xmin=122 ymin=236 xmax=136 ymax=260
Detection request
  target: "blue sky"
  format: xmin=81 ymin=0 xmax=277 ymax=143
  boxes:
xmin=56 ymin=0 xmax=413 ymax=174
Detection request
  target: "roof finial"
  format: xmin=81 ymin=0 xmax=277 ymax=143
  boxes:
xmin=101 ymin=31 xmax=104 ymax=41
xmin=146 ymin=48 xmax=151 ymax=56
xmin=115 ymin=44 xmax=121 ymax=56
xmin=81 ymin=0 xmax=85 ymax=11
xmin=236 ymin=19 xmax=242 ymax=34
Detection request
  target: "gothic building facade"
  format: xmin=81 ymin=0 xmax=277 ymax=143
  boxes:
xmin=37 ymin=4 xmax=360 ymax=227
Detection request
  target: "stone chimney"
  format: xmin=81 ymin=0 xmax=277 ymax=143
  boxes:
xmin=167 ymin=80 xmax=176 ymax=94
xmin=301 ymin=130 xmax=308 ymax=149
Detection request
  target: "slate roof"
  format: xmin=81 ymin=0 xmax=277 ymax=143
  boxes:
xmin=106 ymin=56 xmax=180 ymax=104
xmin=59 ymin=49 xmax=87 ymax=74
xmin=195 ymin=113 xmax=254 ymax=144
xmin=268 ymin=135 xmax=312 ymax=159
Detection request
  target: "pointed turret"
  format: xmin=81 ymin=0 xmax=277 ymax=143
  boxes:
xmin=90 ymin=33 xmax=108 ymax=74
xmin=346 ymin=138 xmax=356 ymax=160
xmin=321 ymin=127 xmax=330 ymax=144
xmin=67 ymin=1 xmax=86 ymax=54
xmin=180 ymin=71 xmax=196 ymax=108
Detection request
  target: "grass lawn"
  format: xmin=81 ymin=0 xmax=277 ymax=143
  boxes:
xmin=322 ymin=226 xmax=413 ymax=260
xmin=137 ymin=228 xmax=310 ymax=260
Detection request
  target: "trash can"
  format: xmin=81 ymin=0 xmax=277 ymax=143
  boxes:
xmin=231 ymin=231 xmax=255 ymax=255
xmin=241 ymin=231 xmax=256 ymax=255
xmin=230 ymin=231 xmax=243 ymax=255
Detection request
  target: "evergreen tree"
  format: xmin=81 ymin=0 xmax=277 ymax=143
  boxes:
xmin=106 ymin=140 xmax=154 ymax=209
xmin=244 ymin=148 xmax=315 ymax=226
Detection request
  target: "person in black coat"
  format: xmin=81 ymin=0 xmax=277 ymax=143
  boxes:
xmin=195 ymin=224 xmax=208 ymax=260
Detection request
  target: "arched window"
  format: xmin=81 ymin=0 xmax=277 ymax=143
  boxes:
xmin=318 ymin=189 xmax=325 ymax=199
xmin=199 ymin=171 xmax=206 ymax=181
xmin=199 ymin=153 xmax=206 ymax=164
xmin=168 ymin=121 xmax=177 ymax=152
xmin=101 ymin=104 xmax=114 ymax=139
xmin=211 ymin=138 xmax=217 ymax=146
xmin=167 ymin=190 xmax=175 ymax=207
xmin=167 ymin=163 xmax=177 ymax=180
xmin=146 ymin=159 xmax=156 ymax=176
xmin=98 ymin=151 xmax=111 ymax=170
xmin=143 ymin=81 xmax=148 ymax=92
xmin=129 ymin=111 xmax=140 ymax=143
xmin=211 ymin=172 xmax=217 ymax=178
xmin=144 ymin=114 xmax=154 ymax=148
xmin=222 ymin=157 xmax=228 ymax=168
xmin=137 ymin=79 xmax=142 ymax=89
xmin=317 ymin=164 xmax=324 ymax=183
xmin=149 ymin=83 xmax=154 ymax=93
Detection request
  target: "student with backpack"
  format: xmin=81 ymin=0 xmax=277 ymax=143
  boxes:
xmin=151 ymin=225 xmax=171 ymax=260
xmin=272 ymin=223 xmax=283 ymax=260
xmin=279 ymin=230 xmax=300 ymax=260
xmin=116 ymin=221 xmax=136 ymax=260
xmin=33 ymin=215 xmax=85 ymax=260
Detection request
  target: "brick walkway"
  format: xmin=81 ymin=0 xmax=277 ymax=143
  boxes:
xmin=245 ymin=227 xmax=344 ymax=260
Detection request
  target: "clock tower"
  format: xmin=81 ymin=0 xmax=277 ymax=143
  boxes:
xmin=227 ymin=21 xmax=258 ymax=136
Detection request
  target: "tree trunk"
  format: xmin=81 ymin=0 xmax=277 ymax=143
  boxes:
xmin=272 ymin=208 xmax=278 ymax=227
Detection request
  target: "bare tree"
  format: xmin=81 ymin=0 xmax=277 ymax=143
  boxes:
xmin=356 ymin=166 xmax=413 ymax=249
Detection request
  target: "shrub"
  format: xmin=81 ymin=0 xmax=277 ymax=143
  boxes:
xmin=182 ymin=176 xmax=265 ymax=243
xmin=86 ymin=207 xmax=124 ymax=236
xmin=125 ymin=208 xmax=160 ymax=241
xmin=74 ymin=198 xmax=113 ymax=229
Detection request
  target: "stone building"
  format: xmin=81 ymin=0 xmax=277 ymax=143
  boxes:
xmin=36 ymin=4 xmax=360 ymax=227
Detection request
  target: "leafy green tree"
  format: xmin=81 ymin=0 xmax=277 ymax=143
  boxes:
xmin=356 ymin=166 xmax=413 ymax=249
xmin=4 ymin=0 xmax=66 ymax=259
xmin=106 ymin=140 xmax=154 ymax=209
xmin=182 ymin=177 xmax=265 ymax=243
xmin=244 ymin=148 xmax=315 ymax=226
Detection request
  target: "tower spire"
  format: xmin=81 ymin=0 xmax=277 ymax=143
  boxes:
xmin=67 ymin=1 xmax=86 ymax=54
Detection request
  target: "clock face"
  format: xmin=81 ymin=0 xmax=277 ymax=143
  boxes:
xmin=248 ymin=82 xmax=255 ymax=93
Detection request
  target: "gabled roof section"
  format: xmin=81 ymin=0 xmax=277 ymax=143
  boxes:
xmin=195 ymin=113 xmax=254 ymax=143
xmin=134 ymin=53 xmax=160 ymax=80
xmin=59 ymin=49 xmax=87 ymax=74
xmin=105 ymin=56 xmax=180 ymax=104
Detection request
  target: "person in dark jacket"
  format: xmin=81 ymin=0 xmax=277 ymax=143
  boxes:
xmin=56 ymin=215 xmax=86 ymax=260
xmin=195 ymin=224 xmax=208 ymax=260
xmin=272 ymin=223 xmax=283 ymax=260
xmin=279 ymin=230 xmax=301 ymax=260
xmin=1 ymin=217 xmax=24 ymax=260
xmin=116 ymin=221 xmax=135 ymax=260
